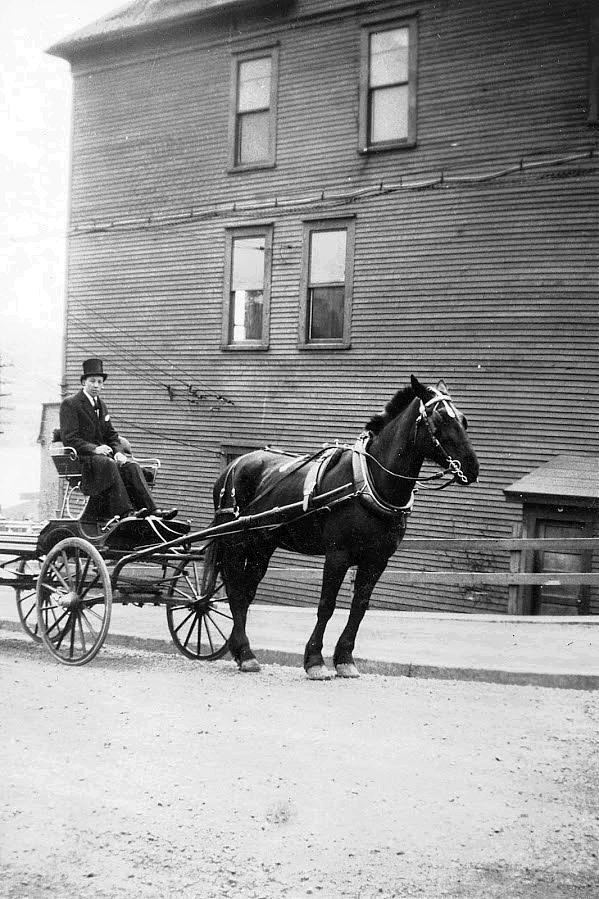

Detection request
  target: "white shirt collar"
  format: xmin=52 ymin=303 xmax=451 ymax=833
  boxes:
xmin=83 ymin=389 xmax=98 ymax=407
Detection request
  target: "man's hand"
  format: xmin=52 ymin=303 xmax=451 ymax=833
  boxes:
xmin=94 ymin=445 xmax=113 ymax=456
xmin=114 ymin=452 xmax=128 ymax=465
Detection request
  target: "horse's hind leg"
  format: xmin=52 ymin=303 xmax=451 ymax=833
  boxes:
xmin=304 ymin=552 xmax=350 ymax=680
xmin=333 ymin=559 xmax=388 ymax=678
xmin=223 ymin=542 xmax=272 ymax=672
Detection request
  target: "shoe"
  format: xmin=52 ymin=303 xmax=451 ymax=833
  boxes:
xmin=154 ymin=508 xmax=178 ymax=521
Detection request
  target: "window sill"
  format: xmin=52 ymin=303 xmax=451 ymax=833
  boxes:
xmin=359 ymin=140 xmax=416 ymax=155
xmin=221 ymin=342 xmax=269 ymax=352
xmin=227 ymin=162 xmax=276 ymax=174
xmin=297 ymin=340 xmax=351 ymax=351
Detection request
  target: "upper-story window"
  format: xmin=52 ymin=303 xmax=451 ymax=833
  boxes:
xmin=222 ymin=225 xmax=272 ymax=350
xmin=229 ymin=47 xmax=279 ymax=170
xmin=298 ymin=218 xmax=355 ymax=349
xmin=359 ymin=19 xmax=418 ymax=152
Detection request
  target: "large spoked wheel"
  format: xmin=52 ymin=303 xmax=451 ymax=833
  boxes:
xmin=16 ymin=558 xmax=43 ymax=643
xmin=36 ymin=537 xmax=112 ymax=666
xmin=166 ymin=559 xmax=232 ymax=661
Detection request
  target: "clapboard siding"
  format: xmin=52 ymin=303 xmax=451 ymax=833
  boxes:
xmin=61 ymin=0 xmax=599 ymax=614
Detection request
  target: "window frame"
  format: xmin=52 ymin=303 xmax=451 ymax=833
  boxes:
xmin=228 ymin=45 xmax=279 ymax=172
xmin=590 ymin=9 xmax=599 ymax=125
xmin=358 ymin=16 xmax=418 ymax=153
xmin=221 ymin=224 xmax=273 ymax=351
xmin=298 ymin=217 xmax=356 ymax=350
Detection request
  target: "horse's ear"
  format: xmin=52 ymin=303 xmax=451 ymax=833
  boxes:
xmin=436 ymin=379 xmax=449 ymax=395
xmin=410 ymin=374 xmax=428 ymax=401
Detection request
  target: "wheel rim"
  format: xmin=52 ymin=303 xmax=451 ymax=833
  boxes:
xmin=166 ymin=560 xmax=231 ymax=661
xmin=36 ymin=538 xmax=112 ymax=666
xmin=16 ymin=558 xmax=42 ymax=643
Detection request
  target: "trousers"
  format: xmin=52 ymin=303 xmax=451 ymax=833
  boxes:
xmin=82 ymin=457 xmax=156 ymax=521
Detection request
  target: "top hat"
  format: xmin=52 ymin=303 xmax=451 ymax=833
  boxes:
xmin=81 ymin=358 xmax=108 ymax=382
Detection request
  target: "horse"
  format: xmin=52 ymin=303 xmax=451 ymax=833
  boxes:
xmin=203 ymin=376 xmax=479 ymax=679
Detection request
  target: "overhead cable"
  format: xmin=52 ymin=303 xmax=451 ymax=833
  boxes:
xmin=67 ymin=147 xmax=597 ymax=238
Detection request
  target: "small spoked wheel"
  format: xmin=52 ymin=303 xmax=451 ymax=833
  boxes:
xmin=166 ymin=559 xmax=231 ymax=661
xmin=36 ymin=537 xmax=112 ymax=666
xmin=15 ymin=558 xmax=43 ymax=643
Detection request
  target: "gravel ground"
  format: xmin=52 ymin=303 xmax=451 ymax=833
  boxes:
xmin=1 ymin=629 xmax=598 ymax=898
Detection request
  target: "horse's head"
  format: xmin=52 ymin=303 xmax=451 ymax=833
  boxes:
xmin=411 ymin=375 xmax=479 ymax=485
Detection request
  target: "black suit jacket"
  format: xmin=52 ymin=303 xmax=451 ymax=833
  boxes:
xmin=59 ymin=390 xmax=122 ymax=495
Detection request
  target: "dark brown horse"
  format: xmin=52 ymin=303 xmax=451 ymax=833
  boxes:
xmin=204 ymin=376 xmax=479 ymax=679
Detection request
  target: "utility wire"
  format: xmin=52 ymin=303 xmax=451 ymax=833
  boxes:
xmin=67 ymin=147 xmax=597 ymax=238
xmin=68 ymin=316 xmax=233 ymax=406
xmin=68 ymin=299 xmax=200 ymax=387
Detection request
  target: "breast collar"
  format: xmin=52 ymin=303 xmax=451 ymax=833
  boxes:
xmin=351 ymin=432 xmax=415 ymax=520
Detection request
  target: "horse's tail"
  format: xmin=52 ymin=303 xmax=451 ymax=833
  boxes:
xmin=201 ymin=537 xmax=222 ymax=596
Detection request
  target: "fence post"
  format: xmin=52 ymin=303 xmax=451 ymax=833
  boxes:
xmin=507 ymin=522 xmax=523 ymax=615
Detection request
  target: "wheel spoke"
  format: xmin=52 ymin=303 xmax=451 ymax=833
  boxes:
xmin=44 ymin=608 xmax=69 ymax=637
xmin=83 ymin=606 xmax=106 ymax=624
xmin=76 ymin=554 xmax=92 ymax=593
xmin=173 ymin=608 xmax=196 ymax=635
xmin=79 ymin=572 xmax=100 ymax=601
xmin=60 ymin=550 xmax=76 ymax=589
xmin=46 ymin=563 xmax=71 ymax=593
xmin=182 ymin=615 xmax=198 ymax=651
xmin=79 ymin=608 xmax=99 ymax=640
xmin=69 ymin=613 xmax=76 ymax=658
xmin=204 ymin=611 xmax=228 ymax=644
xmin=76 ymin=612 xmax=87 ymax=655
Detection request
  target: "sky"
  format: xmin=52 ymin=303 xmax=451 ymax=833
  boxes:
xmin=1 ymin=0 xmax=124 ymax=507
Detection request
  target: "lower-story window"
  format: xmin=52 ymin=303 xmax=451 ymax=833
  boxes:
xmin=298 ymin=218 xmax=355 ymax=348
xmin=222 ymin=225 xmax=272 ymax=350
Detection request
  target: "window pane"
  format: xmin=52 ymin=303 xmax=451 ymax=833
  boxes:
xmin=370 ymin=84 xmax=408 ymax=142
xmin=370 ymin=28 xmax=409 ymax=87
xmin=309 ymin=230 xmax=347 ymax=284
xmin=309 ymin=287 xmax=344 ymax=339
xmin=237 ymin=110 xmax=270 ymax=164
xmin=230 ymin=290 xmax=264 ymax=342
xmin=231 ymin=236 xmax=265 ymax=291
xmin=238 ymin=57 xmax=271 ymax=112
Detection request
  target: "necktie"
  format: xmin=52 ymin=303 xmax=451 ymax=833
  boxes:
xmin=94 ymin=399 xmax=100 ymax=418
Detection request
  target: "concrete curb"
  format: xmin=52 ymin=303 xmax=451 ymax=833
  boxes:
xmin=3 ymin=618 xmax=598 ymax=690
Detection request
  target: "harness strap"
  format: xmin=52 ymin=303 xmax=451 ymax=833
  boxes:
xmin=352 ymin=433 xmax=414 ymax=520
xmin=302 ymin=447 xmax=343 ymax=511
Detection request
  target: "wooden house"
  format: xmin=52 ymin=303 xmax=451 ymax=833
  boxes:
xmin=48 ymin=0 xmax=599 ymax=614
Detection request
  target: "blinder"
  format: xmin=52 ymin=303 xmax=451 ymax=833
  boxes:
xmin=415 ymin=391 xmax=470 ymax=484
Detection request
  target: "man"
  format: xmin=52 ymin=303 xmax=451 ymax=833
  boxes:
xmin=59 ymin=358 xmax=177 ymax=522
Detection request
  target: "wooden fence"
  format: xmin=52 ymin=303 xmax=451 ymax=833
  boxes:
xmin=268 ymin=535 xmax=599 ymax=615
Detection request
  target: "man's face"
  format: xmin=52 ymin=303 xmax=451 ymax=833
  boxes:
xmin=83 ymin=376 xmax=104 ymax=398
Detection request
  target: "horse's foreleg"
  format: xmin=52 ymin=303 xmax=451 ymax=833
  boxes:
xmin=304 ymin=553 xmax=350 ymax=680
xmin=333 ymin=560 xmax=388 ymax=678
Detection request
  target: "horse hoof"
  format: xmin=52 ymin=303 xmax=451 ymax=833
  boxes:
xmin=239 ymin=658 xmax=261 ymax=673
xmin=305 ymin=665 xmax=333 ymax=681
xmin=336 ymin=663 xmax=360 ymax=678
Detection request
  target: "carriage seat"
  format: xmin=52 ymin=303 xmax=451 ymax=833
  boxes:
xmin=50 ymin=430 xmax=160 ymax=487
xmin=50 ymin=429 xmax=82 ymax=481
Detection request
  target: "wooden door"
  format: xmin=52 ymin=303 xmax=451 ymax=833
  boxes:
xmin=532 ymin=519 xmax=591 ymax=615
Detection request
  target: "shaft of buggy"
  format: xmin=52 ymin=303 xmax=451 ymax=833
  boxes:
xmin=110 ymin=480 xmax=355 ymax=583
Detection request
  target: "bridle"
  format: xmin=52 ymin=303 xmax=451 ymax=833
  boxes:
xmin=415 ymin=391 xmax=469 ymax=485
xmin=354 ymin=389 xmax=469 ymax=489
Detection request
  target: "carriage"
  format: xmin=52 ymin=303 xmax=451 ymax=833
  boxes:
xmin=0 ymin=377 xmax=478 ymax=674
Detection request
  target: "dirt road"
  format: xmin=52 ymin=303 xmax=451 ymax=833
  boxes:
xmin=1 ymin=630 xmax=598 ymax=898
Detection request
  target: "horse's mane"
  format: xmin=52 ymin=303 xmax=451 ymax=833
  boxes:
xmin=365 ymin=385 xmax=417 ymax=435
